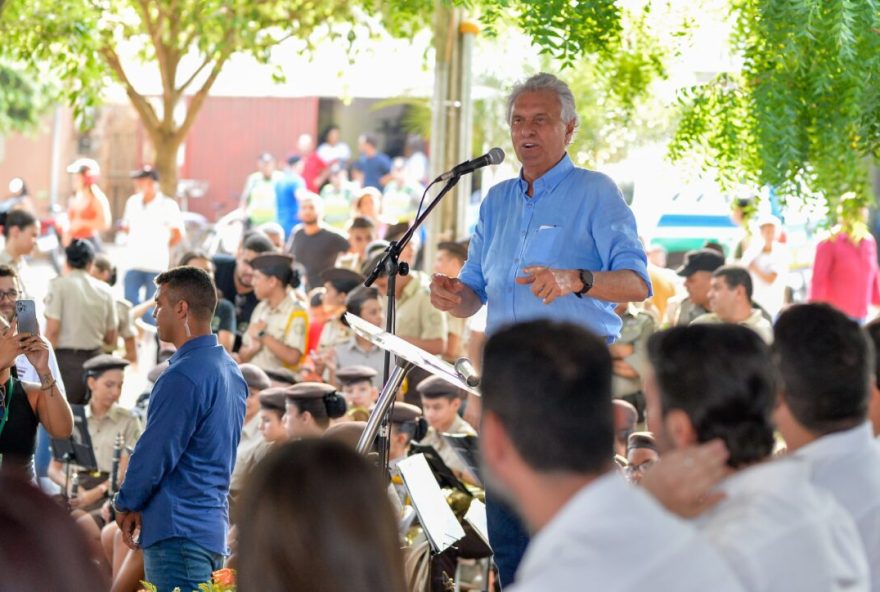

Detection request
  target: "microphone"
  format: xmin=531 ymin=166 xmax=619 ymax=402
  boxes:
xmin=454 ymin=357 xmax=481 ymax=388
xmin=435 ymin=148 xmax=505 ymax=182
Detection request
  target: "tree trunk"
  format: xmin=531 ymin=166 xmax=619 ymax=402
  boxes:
xmin=153 ymin=134 xmax=181 ymax=200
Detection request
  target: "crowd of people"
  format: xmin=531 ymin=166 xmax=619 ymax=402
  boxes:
xmin=0 ymin=71 xmax=878 ymax=592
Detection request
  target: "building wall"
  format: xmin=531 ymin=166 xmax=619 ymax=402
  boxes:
xmin=181 ymin=96 xmax=319 ymax=221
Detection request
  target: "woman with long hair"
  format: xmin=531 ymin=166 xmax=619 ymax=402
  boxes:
xmin=236 ymin=438 xmax=407 ymax=592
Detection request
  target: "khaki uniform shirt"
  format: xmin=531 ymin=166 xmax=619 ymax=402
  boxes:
xmin=666 ymin=296 xmax=707 ymax=327
xmin=397 ymin=271 xmax=447 ymax=343
xmin=691 ymin=309 xmax=774 ymax=344
xmin=83 ymin=404 xmax=142 ymax=474
xmin=44 ymin=269 xmax=117 ymax=350
xmin=317 ymin=316 xmax=353 ymax=351
xmin=103 ymin=299 xmax=136 ymax=354
xmin=612 ymin=304 xmax=656 ymax=399
xmin=243 ymin=293 xmax=309 ymax=372
xmin=229 ymin=416 xmax=268 ymax=496
xmin=417 ymin=415 xmax=477 ymax=478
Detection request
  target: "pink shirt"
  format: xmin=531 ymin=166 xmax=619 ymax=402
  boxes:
xmin=810 ymin=233 xmax=880 ymax=320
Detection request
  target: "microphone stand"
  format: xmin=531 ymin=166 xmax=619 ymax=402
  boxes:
xmin=364 ymin=174 xmax=461 ymax=480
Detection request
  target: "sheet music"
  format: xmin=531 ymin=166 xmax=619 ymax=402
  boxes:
xmin=345 ymin=313 xmax=481 ymax=397
xmin=398 ymin=453 xmax=466 ymax=553
xmin=464 ymin=499 xmax=491 ymax=548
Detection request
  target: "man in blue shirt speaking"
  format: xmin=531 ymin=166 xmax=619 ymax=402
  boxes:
xmin=430 ymin=72 xmax=652 ymax=587
xmin=114 ymin=266 xmax=247 ymax=591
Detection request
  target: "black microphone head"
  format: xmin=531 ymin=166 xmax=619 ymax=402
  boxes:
xmin=487 ymin=147 xmax=505 ymax=165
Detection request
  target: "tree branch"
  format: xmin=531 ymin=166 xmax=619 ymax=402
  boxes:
xmin=174 ymin=49 xmax=231 ymax=144
xmin=99 ymin=46 xmax=161 ymax=137
xmin=176 ymin=54 xmax=213 ymax=96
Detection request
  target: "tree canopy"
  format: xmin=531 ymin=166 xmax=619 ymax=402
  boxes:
xmin=668 ymin=0 xmax=880 ymax=222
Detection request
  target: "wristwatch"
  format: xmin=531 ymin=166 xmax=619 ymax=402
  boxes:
xmin=574 ymin=269 xmax=594 ymax=298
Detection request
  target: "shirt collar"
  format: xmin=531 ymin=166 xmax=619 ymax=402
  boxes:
xmin=714 ymin=456 xmax=808 ymax=499
xmin=516 ymin=153 xmax=575 ymax=200
xmin=794 ymin=422 xmax=874 ymax=464
xmin=169 ymin=334 xmax=219 ymax=364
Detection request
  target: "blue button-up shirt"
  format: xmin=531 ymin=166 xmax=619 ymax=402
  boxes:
xmin=116 ymin=334 xmax=247 ymax=555
xmin=459 ymin=154 xmax=651 ymax=339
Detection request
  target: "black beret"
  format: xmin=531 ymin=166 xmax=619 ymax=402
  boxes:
xmin=250 ymin=253 xmax=294 ymax=284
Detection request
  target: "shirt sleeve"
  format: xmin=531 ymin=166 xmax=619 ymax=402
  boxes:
xmin=44 ymin=281 xmax=62 ymax=321
xmin=333 ymin=232 xmax=351 ymax=254
xmin=105 ymin=293 xmax=119 ymax=334
xmin=590 ymin=177 xmax=653 ymax=297
xmin=458 ymin=199 xmax=489 ymax=304
xmin=282 ymin=310 xmax=308 ymax=353
xmin=165 ymin=199 xmax=185 ymax=232
xmin=116 ymin=371 xmax=201 ymax=511
xmin=810 ymin=240 xmax=832 ymax=302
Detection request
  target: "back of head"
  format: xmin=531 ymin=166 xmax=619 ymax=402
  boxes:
xmin=775 ymin=303 xmax=872 ymax=434
xmin=241 ymin=231 xmax=276 ymax=255
xmin=65 ymin=239 xmax=95 ymax=270
xmin=237 ymin=439 xmax=406 ymax=592
xmin=481 ymin=320 xmax=613 ymax=473
xmin=648 ymin=324 xmax=775 ymax=468
xmin=0 ymin=472 xmax=107 ymax=591
xmin=155 ymin=266 xmax=218 ymax=322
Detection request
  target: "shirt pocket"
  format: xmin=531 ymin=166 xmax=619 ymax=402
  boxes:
xmin=523 ymin=225 xmax=564 ymax=267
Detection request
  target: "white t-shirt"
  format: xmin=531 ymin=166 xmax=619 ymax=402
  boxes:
xmin=741 ymin=242 xmax=789 ymax=317
xmin=122 ymin=193 xmax=184 ymax=273
xmin=794 ymin=422 xmax=880 ymax=592
xmin=511 ymin=472 xmax=746 ymax=592
xmin=694 ymin=457 xmax=869 ymax=592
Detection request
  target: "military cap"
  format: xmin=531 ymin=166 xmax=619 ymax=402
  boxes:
xmin=390 ymin=402 xmax=423 ymax=425
xmin=335 ymin=365 xmax=377 ymax=387
xmin=285 ymin=381 xmax=338 ymax=401
xmin=675 ymin=249 xmax=725 ymax=277
xmin=320 ymin=268 xmax=365 ymax=294
xmin=323 ymin=421 xmax=368 ymax=450
xmin=238 ymin=363 xmax=271 ymax=391
xmin=265 ymin=367 xmax=298 ymax=387
xmin=437 ymin=240 xmax=469 ymax=262
xmin=250 ymin=253 xmax=294 ymax=285
xmin=416 ymin=376 xmax=464 ymax=400
xmin=83 ymin=354 xmax=129 ymax=374
xmin=259 ymin=387 xmax=289 ymax=412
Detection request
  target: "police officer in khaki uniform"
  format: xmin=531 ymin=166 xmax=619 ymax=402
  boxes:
xmin=415 ymin=376 xmax=477 ymax=482
xmin=610 ymin=302 xmax=656 ymax=420
xmin=316 ymin=268 xmax=365 ymax=351
xmin=44 ymin=240 xmax=118 ymax=404
xmin=239 ymin=254 xmax=309 ymax=374
xmin=228 ymin=364 xmax=271 ymax=512
xmin=664 ymin=248 xmax=725 ymax=327
xmin=90 ymin=254 xmax=138 ymax=363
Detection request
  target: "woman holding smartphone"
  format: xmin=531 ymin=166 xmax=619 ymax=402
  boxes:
xmin=0 ymin=319 xmax=74 ymax=477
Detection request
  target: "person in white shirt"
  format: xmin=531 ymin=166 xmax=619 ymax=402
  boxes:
xmin=740 ymin=214 xmax=789 ymax=318
xmin=479 ymin=320 xmax=745 ymax=592
xmin=774 ymin=303 xmax=880 ymax=591
xmin=645 ymin=323 xmax=869 ymax=592
xmin=119 ymin=166 xmax=184 ymax=322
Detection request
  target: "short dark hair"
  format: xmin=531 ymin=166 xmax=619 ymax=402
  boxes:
xmin=348 ymin=216 xmax=375 ymax=231
xmin=241 ymin=232 xmax=275 ymax=254
xmin=648 ymin=324 xmax=775 ymax=468
xmin=776 ymin=304 xmax=872 ymax=434
xmin=0 ymin=264 xmax=18 ymax=281
xmin=154 ymin=266 xmax=218 ymax=321
xmin=482 ymin=320 xmax=614 ymax=473
xmin=865 ymin=319 xmax=880 ymax=399
xmin=237 ymin=440 xmax=407 ymax=592
xmin=178 ymin=250 xmax=211 ymax=267
xmin=713 ymin=265 xmax=753 ymax=300
xmin=360 ymin=133 xmax=378 ymax=148
xmin=392 ymin=418 xmax=428 ymax=444
xmin=627 ymin=432 xmax=657 ymax=454
xmin=343 ymin=286 xmax=381 ymax=326
xmin=3 ymin=209 xmax=37 ymax=238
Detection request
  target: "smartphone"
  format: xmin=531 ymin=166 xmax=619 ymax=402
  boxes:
xmin=15 ymin=300 xmax=39 ymax=335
